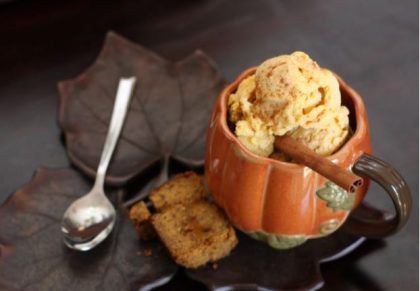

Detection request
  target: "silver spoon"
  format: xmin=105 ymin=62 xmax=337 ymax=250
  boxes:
xmin=61 ymin=77 xmax=136 ymax=251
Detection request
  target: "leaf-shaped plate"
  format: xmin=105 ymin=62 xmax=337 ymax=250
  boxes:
xmin=0 ymin=168 xmax=177 ymax=291
xmin=58 ymin=32 xmax=225 ymax=186
xmin=0 ymin=167 xmax=380 ymax=290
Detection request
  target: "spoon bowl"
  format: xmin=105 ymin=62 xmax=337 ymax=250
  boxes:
xmin=62 ymin=189 xmax=116 ymax=251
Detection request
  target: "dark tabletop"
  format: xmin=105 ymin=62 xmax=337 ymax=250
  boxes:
xmin=0 ymin=0 xmax=418 ymax=290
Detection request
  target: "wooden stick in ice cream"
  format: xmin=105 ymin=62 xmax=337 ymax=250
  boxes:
xmin=274 ymin=135 xmax=363 ymax=193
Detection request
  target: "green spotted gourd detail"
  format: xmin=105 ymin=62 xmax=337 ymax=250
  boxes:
xmin=316 ymin=181 xmax=355 ymax=211
xmin=242 ymin=182 xmax=354 ymax=249
xmin=244 ymin=230 xmax=307 ymax=250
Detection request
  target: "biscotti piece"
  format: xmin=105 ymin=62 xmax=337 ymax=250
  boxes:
xmin=149 ymin=171 xmax=207 ymax=211
xmin=151 ymin=200 xmax=238 ymax=268
xmin=129 ymin=201 xmax=156 ymax=240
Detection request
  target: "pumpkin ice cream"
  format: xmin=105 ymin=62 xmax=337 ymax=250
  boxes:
xmin=228 ymin=51 xmax=350 ymax=157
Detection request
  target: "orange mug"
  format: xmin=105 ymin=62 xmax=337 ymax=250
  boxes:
xmin=204 ymin=67 xmax=411 ymax=249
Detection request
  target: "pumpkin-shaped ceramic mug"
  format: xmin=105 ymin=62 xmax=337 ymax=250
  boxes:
xmin=204 ymin=67 xmax=411 ymax=249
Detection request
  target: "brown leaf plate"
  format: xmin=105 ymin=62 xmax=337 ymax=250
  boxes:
xmin=58 ymin=31 xmax=225 ymax=186
xmin=0 ymin=167 xmax=385 ymax=291
xmin=0 ymin=168 xmax=177 ymax=291
xmin=0 ymin=32 xmax=384 ymax=290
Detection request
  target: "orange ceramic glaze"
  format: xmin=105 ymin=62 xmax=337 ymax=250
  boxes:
xmin=204 ymin=67 xmax=372 ymax=239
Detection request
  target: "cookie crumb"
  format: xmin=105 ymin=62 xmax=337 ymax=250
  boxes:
xmin=212 ymin=263 xmax=219 ymax=270
xmin=129 ymin=201 xmax=156 ymax=240
xmin=136 ymin=249 xmax=153 ymax=257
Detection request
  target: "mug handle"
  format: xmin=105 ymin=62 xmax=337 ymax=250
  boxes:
xmin=343 ymin=153 xmax=412 ymax=238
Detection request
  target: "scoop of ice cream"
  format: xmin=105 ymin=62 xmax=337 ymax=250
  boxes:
xmin=254 ymin=51 xmax=342 ymax=135
xmin=288 ymin=106 xmax=350 ymax=156
xmin=228 ymin=76 xmax=275 ymax=157
xmin=228 ymin=51 xmax=349 ymax=157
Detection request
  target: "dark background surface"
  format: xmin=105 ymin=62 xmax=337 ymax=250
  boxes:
xmin=0 ymin=0 xmax=418 ymax=290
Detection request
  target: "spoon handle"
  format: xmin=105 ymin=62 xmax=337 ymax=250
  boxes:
xmin=94 ymin=77 xmax=136 ymax=190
